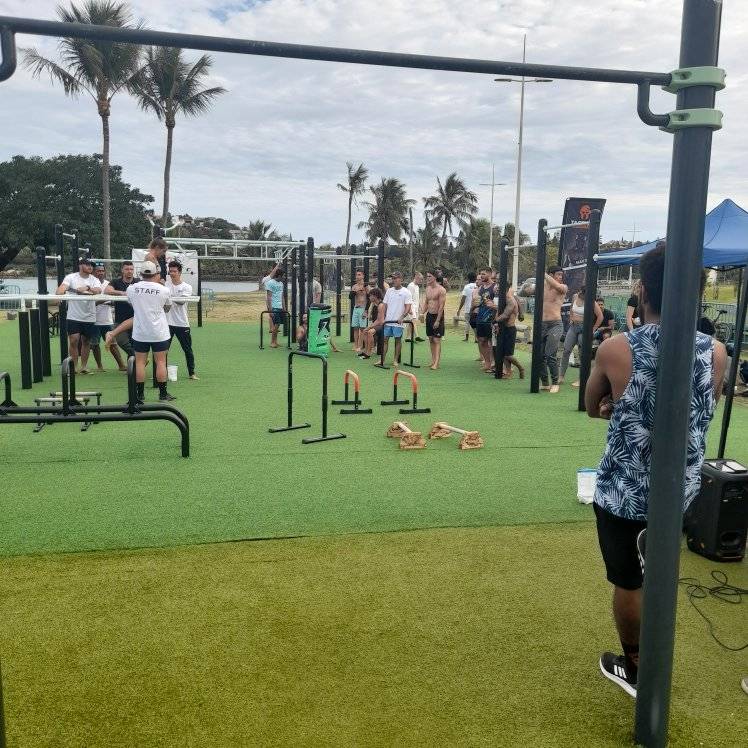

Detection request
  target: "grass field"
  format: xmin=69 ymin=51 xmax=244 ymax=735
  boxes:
xmin=0 ymin=313 xmax=746 ymax=746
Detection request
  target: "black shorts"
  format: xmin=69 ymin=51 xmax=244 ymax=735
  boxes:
xmin=593 ymin=502 xmax=647 ymax=590
xmin=66 ymin=319 xmax=97 ymax=338
xmin=132 ymin=338 xmax=171 ymax=353
xmin=425 ymin=312 xmax=444 ymax=338
xmin=502 ymin=326 xmax=517 ymax=356
xmin=476 ymin=322 xmax=492 ymax=340
xmin=469 ymin=312 xmax=478 ymax=330
xmin=270 ymin=308 xmax=285 ymax=326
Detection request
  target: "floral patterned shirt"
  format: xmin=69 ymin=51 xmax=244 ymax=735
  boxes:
xmin=594 ymin=324 xmax=715 ymax=521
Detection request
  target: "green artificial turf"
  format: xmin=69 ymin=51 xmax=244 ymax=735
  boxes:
xmin=1 ymin=320 xmax=747 ymax=557
xmin=0 ymin=524 xmax=746 ymax=747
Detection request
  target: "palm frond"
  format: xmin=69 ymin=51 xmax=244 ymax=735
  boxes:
xmin=21 ymin=47 xmax=87 ymax=97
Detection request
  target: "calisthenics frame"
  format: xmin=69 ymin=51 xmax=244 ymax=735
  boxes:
xmin=0 ymin=3 xmax=726 ymax=744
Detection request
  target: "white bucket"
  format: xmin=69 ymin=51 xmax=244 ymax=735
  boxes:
xmin=167 ymin=364 xmax=178 ymax=382
xmin=576 ymin=468 xmax=597 ymax=504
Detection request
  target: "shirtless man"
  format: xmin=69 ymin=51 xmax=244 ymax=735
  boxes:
xmin=472 ymin=269 xmax=497 ymax=372
xmin=424 ymin=270 xmax=447 ymax=370
xmin=144 ymin=238 xmax=168 ymax=283
xmin=349 ymin=269 xmax=368 ymax=352
xmin=495 ymin=285 xmax=525 ymax=378
xmin=542 ymin=265 xmax=568 ymax=393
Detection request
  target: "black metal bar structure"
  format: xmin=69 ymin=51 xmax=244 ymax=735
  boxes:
xmin=306 ymin=237 xmax=315 ymax=308
xmin=282 ymin=256 xmax=290 ymax=341
xmin=298 ymin=242 xmax=306 ymax=317
xmin=530 ymin=220 xmax=548 ymax=393
xmin=196 ymin=258 xmax=203 ymax=328
xmin=259 ymin=309 xmax=289 ymax=350
xmin=318 ymin=258 xmax=324 ymax=304
xmin=36 ymin=246 xmax=51 ymax=376
xmin=717 ymin=268 xmax=748 ymax=458
xmin=54 ymin=223 xmax=68 ymax=361
xmin=495 ymin=238 xmax=510 ymax=379
xmin=0 ymin=7 xmax=727 ymax=743
xmin=0 ymin=357 xmax=190 ymax=456
xmin=335 ymin=246 xmax=342 ymax=337
xmin=376 ymin=239 xmax=386 ymax=360
xmin=0 ymin=371 xmax=15 ymax=408
xmin=17 ymin=309 xmax=31 ymax=390
xmin=577 ymin=210 xmax=602 ymax=410
xmin=400 ymin=320 xmax=420 ymax=369
xmin=635 ymin=4 xmax=723 ymax=746
xmin=290 ymin=246 xmax=298 ymax=343
xmin=29 ymin=306 xmax=42 ymax=383
xmin=348 ymin=246 xmax=356 ymax=343
xmin=268 ymin=351 xmax=346 ymax=443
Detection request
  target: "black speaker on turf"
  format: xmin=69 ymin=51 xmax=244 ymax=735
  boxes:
xmin=684 ymin=459 xmax=748 ymax=562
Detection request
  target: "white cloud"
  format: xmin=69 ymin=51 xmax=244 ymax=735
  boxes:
xmin=0 ymin=0 xmax=746 ymax=247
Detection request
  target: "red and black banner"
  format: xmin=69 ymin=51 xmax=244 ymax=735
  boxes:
xmin=557 ymin=197 xmax=606 ymax=295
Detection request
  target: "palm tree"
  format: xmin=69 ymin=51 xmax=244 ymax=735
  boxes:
xmin=337 ymin=162 xmax=368 ymax=247
xmin=22 ymin=1 xmax=144 ymax=258
xmin=358 ymin=177 xmax=415 ymax=247
xmin=423 ymin=173 xmax=478 ymax=261
xmin=246 ymin=220 xmax=279 ymax=240
xmin=131 ymin=47 xmax=225 ymax=224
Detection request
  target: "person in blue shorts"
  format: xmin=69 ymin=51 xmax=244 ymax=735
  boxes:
xmin=262 ymin=263 xmax=286 ymax=348
xmin=349 ymin=269 xmax=368 ymax=353
xmin=381 ymin=271 xmax=412 ymax=366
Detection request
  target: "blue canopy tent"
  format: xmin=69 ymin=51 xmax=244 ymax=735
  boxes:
xmin=594 ymin=198 xmax=748 ymax=461
xmin=596 ymin=199 xmax=748 ymax=268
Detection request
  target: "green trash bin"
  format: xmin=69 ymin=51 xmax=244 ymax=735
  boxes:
xmin=307 ymin=304 xmax=332 ymax=356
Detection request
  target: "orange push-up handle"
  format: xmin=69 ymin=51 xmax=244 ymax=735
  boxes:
xmin=393 ymin=369 xmax=418 ymax=394
xmin=344 ymin=369 xmax=361 ymax=393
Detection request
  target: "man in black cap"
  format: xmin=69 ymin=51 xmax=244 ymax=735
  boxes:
xmin=56 ymin=256 xmax=103 ymax=373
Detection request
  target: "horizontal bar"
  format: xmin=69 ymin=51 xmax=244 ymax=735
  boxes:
xmin=166 ymin=238 xmax=305 ymax=247
xmin=0 ymin=293 xmax=201 ymax=303
xmin=0 ymin=16 xmax=672 ymax=86
xmin=44 ymin=255 xmax=62 ymax=261
xmin=61 ymin=232 xmax=76 ymax=239
xmin=545 ymin=222 xmax=590 ymax=231
xmin=316 ymin=254 xmax=381 ymax=261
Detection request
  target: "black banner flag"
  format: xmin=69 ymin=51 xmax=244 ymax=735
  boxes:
xmin=557 ymin=197 xmax=606 ymax=295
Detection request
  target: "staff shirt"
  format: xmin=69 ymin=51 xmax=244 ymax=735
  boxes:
xmin=166 ymin=279 xmax=192 ymax=328
xmin=60 ymin=272 xmax=102 ymax=322
xmin=127 ymin=281 xmax=171 ymax=342
xmin=382 ymin=286 xmax=412 ymax=326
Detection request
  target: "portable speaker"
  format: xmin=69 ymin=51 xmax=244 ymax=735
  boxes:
xmin=685 ymin=459 xmax=748 ymax=562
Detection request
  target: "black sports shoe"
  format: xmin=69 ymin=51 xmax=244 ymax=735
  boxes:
xmin=599 ymin=652 xmax=637 ymax=698
xmin=415 ymin=336 xmax=425 ymax=342
xmin=159 ymin=392 xmax=176 ymax=402
xmin=636 ymin=528 xmax=647 ymax=575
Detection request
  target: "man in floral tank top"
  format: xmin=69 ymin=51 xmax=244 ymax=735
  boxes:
xmin=585 ymin=243 xmax=727 ymax=698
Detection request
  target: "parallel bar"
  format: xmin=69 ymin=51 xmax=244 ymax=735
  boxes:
xmin=0 ymin=16 xmax=671 ymax=85
xmin=545 ymin=222 xmax=590 ymax=231
xmin=635 ymin=2 xmax=723 ymax=746
xmin=577 ymin=210 xmax=601 ymax=410
xmin=717 ymin=267 xmax=748 ymax=458
xmin=530 ymin=220 xmax=547 ymax=393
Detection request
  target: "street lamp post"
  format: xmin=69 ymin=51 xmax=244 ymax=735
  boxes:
xmin=495 ymin=34 xmax=552 ymax=289
xmin=479 ymin=163 xmax=506 ymax=267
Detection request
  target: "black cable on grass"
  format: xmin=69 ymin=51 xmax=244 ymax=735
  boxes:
xmin=678 ymin=570 xmax=748 ymax=652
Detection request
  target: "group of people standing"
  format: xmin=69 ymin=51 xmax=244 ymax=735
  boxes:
xmin=57 ymin=238 xmax=199 ymax=403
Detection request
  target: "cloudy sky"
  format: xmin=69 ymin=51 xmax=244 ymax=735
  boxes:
xmin=0 ymin=0 xmax=746 ymax=246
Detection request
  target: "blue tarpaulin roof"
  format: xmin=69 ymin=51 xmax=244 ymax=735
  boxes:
xmin=596 ymin=199 xmax=748 ymax=268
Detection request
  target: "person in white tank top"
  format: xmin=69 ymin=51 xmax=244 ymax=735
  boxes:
xmin=559 ymin=286 xmax=602 ymax=385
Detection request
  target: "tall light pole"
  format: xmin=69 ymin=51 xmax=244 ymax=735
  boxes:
xmin=479 ymin=163 xmax=506 ymax=267
xmin=495 ymin=34 xmax=553 ymax=288
xmin=624 ymin=222 xmax=639 ymax=285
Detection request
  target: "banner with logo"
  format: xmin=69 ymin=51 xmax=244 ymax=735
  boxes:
xmin=557 ymin=197 xmax=606 ymax=295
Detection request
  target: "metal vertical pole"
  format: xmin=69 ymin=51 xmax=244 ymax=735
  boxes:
xmin=71 ymin=230 xmax=79 ymax=271
xmin=717 ymin=267 xmax=747 ymax=458
xmin=18 ymin=308 xmax=32 ymax=389
xmin=577 ymin=209 xmax=601 ymax=410
xmin=36 ymin=246 xmax=51 ymax=376
xmin=488 ymin=164 xmax=495 ymax=268
xmin=282 ymin=256 xmax=290 ymax=341
xmin=511 ymin=34 xmax=527 ymax=291
xmin=321 ymin=357 xmax=328 ymax=438
xmin=54 ymin=226 xmax=68 ymax=362
xmin=306 ymin=237 xmax=315 ymax=308
xmin=635 ymin=3 xmax=723 ymax=746
xmin=318 ymin=258 xmax=325 ymax=304
xmin=377 ymin=239 xmax=386 ymax=359
xmin=196 ymin=258 xmax=203 ymax=327
xmin=495 ymin=239 xmax=509 ymax=378
xmin=349 ymin=246 xmax=356 ymax=343
xmin=335 ymin=246 xmax=342 ymax=336
xmin=291 ymin=247 xmax=298 ymax=342
xmin=298 ymin=243 xmax=307 ymax=315
xmin=530 ymin=220 xmax=547 ymax=392
xmin=30 ymin=306 xmax=42 ymax=383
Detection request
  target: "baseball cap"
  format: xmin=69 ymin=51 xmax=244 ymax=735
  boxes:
xmin=140 ymin=260 xmax=160 ymax=276
xmin=93 ymin=261 xmax=105 ymax=269
xmin=78 ymin=256 xmax=93 ymax=266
